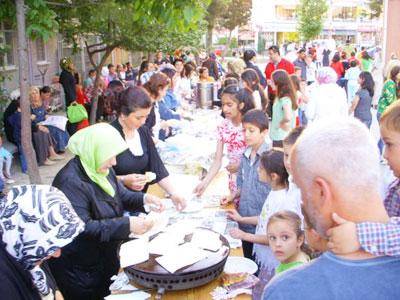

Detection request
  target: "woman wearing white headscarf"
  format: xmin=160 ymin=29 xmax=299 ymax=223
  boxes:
xmin=0 ymin=185 xmax=84 ymax=300
xmin=305 ymin=67 xmax=348 ymax=123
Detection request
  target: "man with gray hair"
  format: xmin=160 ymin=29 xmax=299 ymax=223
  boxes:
xmin=263 ymin=118 xmax=400 ymax=300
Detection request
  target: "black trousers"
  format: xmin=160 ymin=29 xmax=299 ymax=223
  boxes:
xmin=242 ymin=240 xmax=255 ymax=261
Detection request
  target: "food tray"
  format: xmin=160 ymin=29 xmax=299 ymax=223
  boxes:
xmin=124 ymin=229 xmax=230 ymax=291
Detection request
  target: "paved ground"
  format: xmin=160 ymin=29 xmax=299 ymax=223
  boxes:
xmin=6 ymin=150 xmax=74 ymax=192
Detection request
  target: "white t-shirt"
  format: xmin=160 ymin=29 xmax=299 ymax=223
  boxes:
xmin=253 ymin=90 xmax=262 ymax=110
xmin=253 ymin=188 xmax=303 ymax=269
xmin=152 ymin=102 xmax=161 ymax=139
xmin=125 ymin=131 xmax=143 ymax=156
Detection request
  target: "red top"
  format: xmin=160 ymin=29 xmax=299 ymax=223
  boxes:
xmin=75 ymin=86 xmax=90 ymax=105
xmin=264 ymin=58 xmax=295 ymax=95
xmin=330 ymin=61 xmax=344 ymax=78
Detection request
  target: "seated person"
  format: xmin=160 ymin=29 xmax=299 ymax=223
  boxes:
xmin=30 ymin=86 xmax=69 ymax=153
xmin=8 ymin=99 xmax=63 ymax=171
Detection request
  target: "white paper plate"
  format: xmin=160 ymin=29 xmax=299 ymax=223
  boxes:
xmin=181 ymin=201 xmax=203 ymax=213
xmin=224 ymin=256 xmax=258 ymax=274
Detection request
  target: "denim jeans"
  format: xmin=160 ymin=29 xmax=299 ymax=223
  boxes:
xmin=377 ymin=112 xmax=384 ymax=155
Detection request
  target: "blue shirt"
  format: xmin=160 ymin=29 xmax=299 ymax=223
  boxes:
xmin=163 ymin=90 xmax=180 ymax=111
xmin=237 ymin=141 xmax=271 ymax=234
xmin=263 ymin=252 xmax=400 ymax=300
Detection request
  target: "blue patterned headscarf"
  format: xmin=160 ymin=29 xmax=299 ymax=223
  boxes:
xmin=0 ymin=185 xmax=84 ymax=296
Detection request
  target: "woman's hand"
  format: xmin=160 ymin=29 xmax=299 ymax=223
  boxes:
xmin=193 ymin=180 xmax=208 ymax=196
xmin=220 ymin=194 xmax=234 ymax=206
xmin=38 ymin=125 xmax=50 ymax=133
xmin=55 ymin=290 xmax=64 ymax=300
xmin=144 ymin=194 xmax=165 ymax=212
xmin=129 ymin=216 xmax=154 ymax=235
xmin=31 ymin=114 xmax=36 ymax=121
xmin=225 ymin=209 xmax=242 ymax=222
xmin=122 ymin=174 xmax=147 ymax=191
xmin=229 ymin=228 xmax=245 ymax=240
xmin=226 ymin=162 xmax=239 ymax=174
xmin=170 ymin=194 xmax=186 ymax=211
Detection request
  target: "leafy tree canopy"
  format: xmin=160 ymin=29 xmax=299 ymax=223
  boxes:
xmin=296 ymin=0 xmax=328 ymax=41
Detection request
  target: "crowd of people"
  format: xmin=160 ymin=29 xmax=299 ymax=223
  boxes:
xmin=0 ymin=42 xmax=400 ymax=300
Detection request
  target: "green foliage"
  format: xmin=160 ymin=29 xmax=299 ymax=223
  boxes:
xmin=53 ymin=0 xmax=209 ymax=55
xmin=220 ymin=0 xmax=252 ymax=31
xmin=369 ymin=0 xmax=383 ymax=18
xmin=296 ymin=0 xmax=328 ymax=41
xmin=0 ymin=0 xmax=58 ymax=41
xmin=217 ymin=37 xmax=238 ymax=49
xmin=205 ymin=0 xmax=230 ymax=28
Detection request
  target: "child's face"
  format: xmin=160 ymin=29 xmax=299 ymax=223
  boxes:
xmin=258 ymin=165 xmax=271 ymax=184
xmin=202 ymin=69 xmax=209 ymax=78
xmin=381 ymin=124 xmax=400 ymax=177
xmin=243 ymin=123 xmax=267 ymax=147
xmin=221 ymin=94 xmax=241 ymax=121
xmin=283 ymin=142 xmax=293 ymax=175
xmin=41 ymin=92 xmax=51 ymax=102
xmin=148 ymin=63 xmax=155 ymax=72
xmin=268 ymin=220 xmax=303 ymax=264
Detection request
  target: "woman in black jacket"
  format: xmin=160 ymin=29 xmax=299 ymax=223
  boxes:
xmin=110 ymin=86 xmax=186 ymax=211
xmin=0 ymin=185 xmax=84 ymax=300
xmin=49 ymin=123 xmax=164 ymax=300
xmin=59 ymin=57 xmax=76 ymax=108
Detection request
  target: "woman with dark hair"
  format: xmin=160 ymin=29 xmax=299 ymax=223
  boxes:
xmin=360 ymin=51 xmax=373 ymax=72
xmin=143 ymin=73 xmax=170 ymax=134
xmin=143 ymin=72 xmax=180 ymax=140
xmin=111 ymin=86 xmax=186 ymax=210
xmin=330 ymin=53 xmax=345 ymax=79
xmin=138 ymin=60 xmax=155 ymax=85
xmin=241 ymin=68 xmax=268 ymax=110
xmin=270 ymin=70 xmax=298 ymax=147
xmin=349 ymin=71 xmax=374 ymax=128
xmin=174 ymin=62 xmax=194 ymax=103
xmin=242 ymin=49 xmax=267 ymax=88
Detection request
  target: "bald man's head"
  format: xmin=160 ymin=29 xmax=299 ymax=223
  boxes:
xmin=291 ymin=118 xmax=381 ymax=236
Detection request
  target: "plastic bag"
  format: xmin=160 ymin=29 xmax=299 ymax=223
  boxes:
xmin=67 ymin=102 xmax=88 ymax=123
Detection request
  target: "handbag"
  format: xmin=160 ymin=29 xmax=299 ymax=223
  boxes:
xmin=67 ymin=102 xmax=88 ymax=123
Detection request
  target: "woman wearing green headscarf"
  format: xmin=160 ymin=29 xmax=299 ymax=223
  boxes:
xmin=59 ymin=57 xmax=76 ymax=108
xmin=49 ymin=123 xmax=164 ymax=300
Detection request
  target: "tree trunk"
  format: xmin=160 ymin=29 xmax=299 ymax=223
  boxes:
xmin=16 ymin=0 xmax=42 ymax=184
xmin=206 ymin=24 xmax=214 ymax=51
xmin=221 ymin=29 xmax=233 ymax=58
xmin=86 ymin=45 xmax=114 ymax=124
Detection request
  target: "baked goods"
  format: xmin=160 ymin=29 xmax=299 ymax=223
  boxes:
xmin=220 ymin=272 xmax=248 ymax=288
xmin=145 ymin=172 xmax=156 ymax=183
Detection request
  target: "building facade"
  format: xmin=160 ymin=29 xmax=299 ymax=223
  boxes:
xmin=252 ymin=0 xmax=382 ymax=50
xmin=0 ymin=23 xmax=135 ymax=96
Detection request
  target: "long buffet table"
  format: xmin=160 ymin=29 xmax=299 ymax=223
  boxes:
xmin=144 ymin=176 xmax=251 ymax=300
xmin=124 ymin=108 xmax=252 ymax=299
